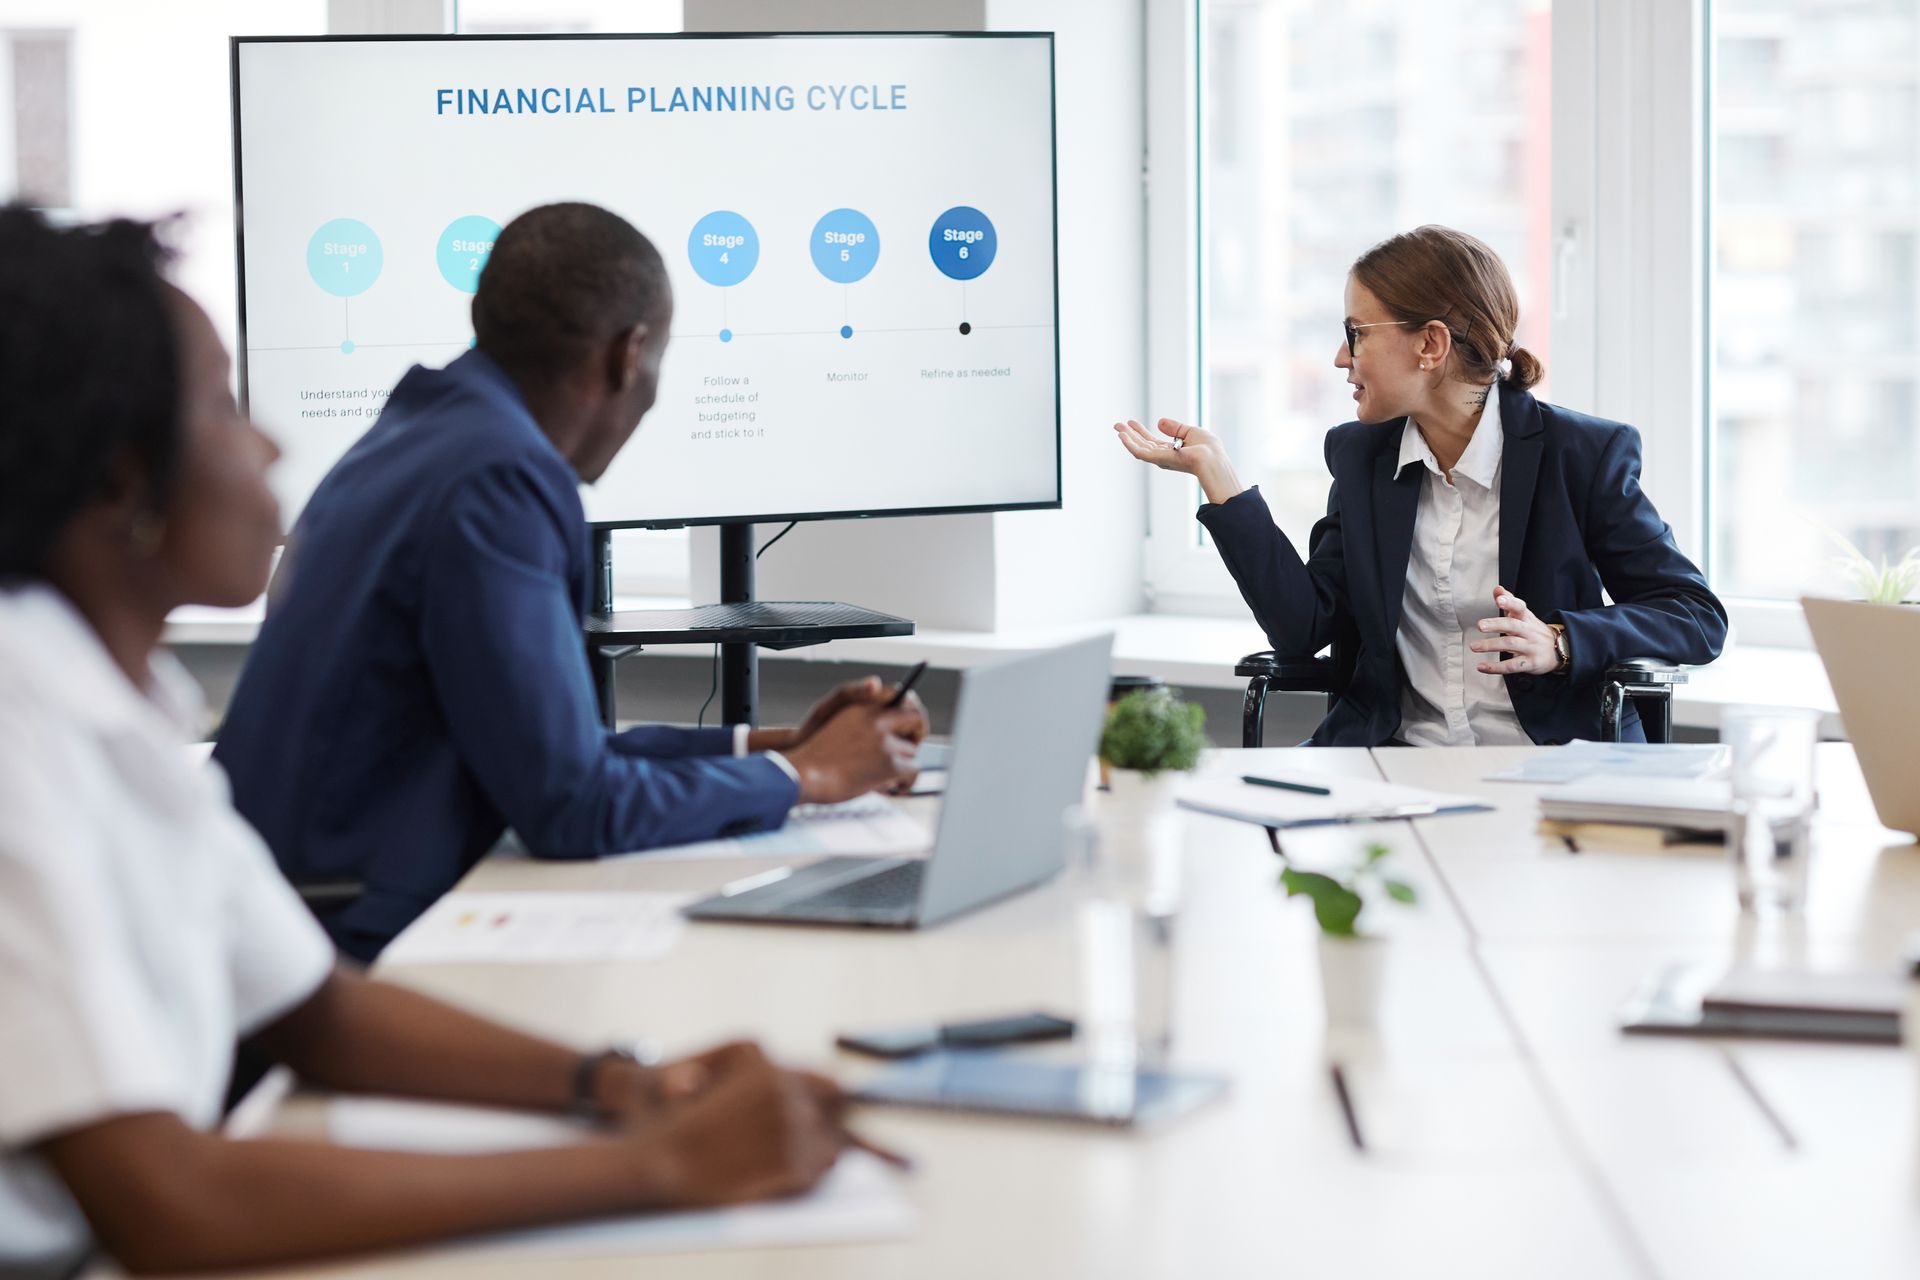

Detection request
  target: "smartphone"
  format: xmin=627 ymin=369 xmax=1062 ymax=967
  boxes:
xmin=836 ymin=1011 xmax=1076 ymax=1059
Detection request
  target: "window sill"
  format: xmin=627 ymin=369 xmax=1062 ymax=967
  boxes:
xmin=166 ymin=604 xmax=1841 ymax=737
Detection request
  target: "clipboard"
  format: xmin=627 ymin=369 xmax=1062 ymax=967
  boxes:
xmin=1176 ymin=775 xmax=1493 ymax=831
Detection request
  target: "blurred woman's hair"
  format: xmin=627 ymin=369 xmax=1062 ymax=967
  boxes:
xmin=0 ymin=206 xmax=180 ymax=579
xmin=1350 ymin=224 xmax=1543 ymax=392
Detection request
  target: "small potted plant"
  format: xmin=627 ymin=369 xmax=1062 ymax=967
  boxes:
xmin=1097 ymin=688 xmax=1206 ymax=905
xmin=1816 ymin=525 xmax=1920 ymax=605
xmin=1280 ymin=841 xmax=1418 ymax=1029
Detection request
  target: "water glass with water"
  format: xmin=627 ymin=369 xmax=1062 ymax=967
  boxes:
xmin=1722 ymin=706 xmax=1819 ymax=914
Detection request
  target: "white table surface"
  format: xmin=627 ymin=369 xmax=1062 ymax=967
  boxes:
xmin=200 ymin=744 xmax=1919 ymax=1279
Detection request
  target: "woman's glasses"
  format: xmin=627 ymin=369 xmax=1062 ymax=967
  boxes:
xmin=1343 ymin=317 xmax=1454 ymax=358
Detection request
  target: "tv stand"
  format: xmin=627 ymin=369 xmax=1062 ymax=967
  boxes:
xmin=585 ymin=525 xmax=915 ymax=728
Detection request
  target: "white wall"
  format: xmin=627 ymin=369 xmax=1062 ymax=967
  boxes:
xmin=986 ymin=0 xmax=1146 ymax=627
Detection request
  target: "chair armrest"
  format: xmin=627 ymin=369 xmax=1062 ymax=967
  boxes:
xmin=1235 ymin=650 xmax=1340 ymax=693
xmin=293 ymin=879 xmax=364 ymax=912
xmin=1602 ymin=657 xmax=1687 ymax=690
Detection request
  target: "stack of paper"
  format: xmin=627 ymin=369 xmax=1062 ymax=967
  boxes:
xmin=329 ymin=1097 xmax=916 ymax=1257
xmin=610 ymin=792 xmax=932 ymax=862
xmin=382 ymin=892 xmax=688 ymax=965
xmin=1537 ymin=776 xmax=1735 ymax=829
xmin=1484 ymin=740 xmax=1728 ymax=785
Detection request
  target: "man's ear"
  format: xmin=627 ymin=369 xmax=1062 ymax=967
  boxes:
xmin=604 ymin=323 xmax=649 ymax=392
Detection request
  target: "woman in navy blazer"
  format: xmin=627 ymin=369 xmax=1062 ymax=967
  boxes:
xmin=1116 ymin=225 xmax=1726 ymax=746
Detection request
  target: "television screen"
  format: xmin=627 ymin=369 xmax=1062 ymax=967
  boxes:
xmin=231 ymin=32 xmax=1059 ymax=528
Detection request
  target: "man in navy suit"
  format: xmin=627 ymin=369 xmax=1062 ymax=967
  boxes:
xmin=218 ymin=203 xmax=924 ymax=959
xmin=1116 ymin=225 xmax=1726 ymax=747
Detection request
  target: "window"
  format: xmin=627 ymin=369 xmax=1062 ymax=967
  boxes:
xmin=454 ymin=1 xmax=681 ymax=35
xmin=0 ymin=3 xmax=328 ymax=361
xmin=1710 ymin=0 xmax=1920 ymax=602
xmin=4 ymin=30 xmax=72 ymax=208
xmin=1151 ymin=0 xmax=1553 ymax=609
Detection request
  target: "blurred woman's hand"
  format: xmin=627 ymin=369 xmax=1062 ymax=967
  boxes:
xmin=621 ymin=1041 xmax=848 ymax=1207
xmin=1112 ymin=417 xmax=1247 ymax=506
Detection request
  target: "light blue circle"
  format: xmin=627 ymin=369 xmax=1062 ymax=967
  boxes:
xmin=928 ymin=207 xmax=996 ymax=281
xmin=306 ymin=218 xmax=382 ymax=297
xmin=840 ymin=324 xmax=853 ymax=339
xmin=719 ymin=329 xmax=733 ymax=343
xmin=340 ymin=340 xmax=355 ymax=354
xmin=688 ymin=212 xmax=759 ymax=287
xmin=436 ymin=215 xmax=501 ymax=293
xmin=811 ymin=208 xmax=880 ymax=284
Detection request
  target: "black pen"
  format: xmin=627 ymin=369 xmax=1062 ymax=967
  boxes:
xmin=884 ymin=660 xmax=928 ymax=709
xmin=1241 ymin=774 xmax=1333 ymax=796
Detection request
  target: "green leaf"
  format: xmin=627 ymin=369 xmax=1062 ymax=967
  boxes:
xmin=1099 ymin=688 xmax=1208 ymax=774
xmin=1281 ymin=868 xmax=1362 ymax=937
xmin=1382 ymin=878 xmax=1418 ymax=905
xmin=1363 ymin=841 xmax=1390 ymax=866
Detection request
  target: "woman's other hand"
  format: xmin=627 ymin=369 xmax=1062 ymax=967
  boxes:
xmin=1471 ymin=586 xmax=1560 ymax=675
xmin=1112 ymin=418 xmax=1247 ymax=506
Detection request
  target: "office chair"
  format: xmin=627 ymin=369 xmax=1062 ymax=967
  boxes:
xmin=292 ymin=879 xmax=364 ymax=911
xmin=1235 ymin=633 xmax=1687 ymax=748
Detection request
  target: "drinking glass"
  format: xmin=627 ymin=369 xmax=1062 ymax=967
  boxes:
xmin=1722 ymin=706 xmax=1819 ymax=914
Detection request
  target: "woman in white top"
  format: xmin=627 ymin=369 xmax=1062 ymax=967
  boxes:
xmin=1114 ymin=225 xmax=1725 ymax=746
xmin=0 ymin=208 xmax=852 ymax=1278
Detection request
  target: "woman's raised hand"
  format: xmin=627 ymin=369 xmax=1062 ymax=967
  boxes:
xmin=1111 ymin=418 xmax=1246 ymax=506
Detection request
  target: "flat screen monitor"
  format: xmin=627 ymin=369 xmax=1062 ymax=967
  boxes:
xmin=230 ymin=32 xmax=1059 ymax=529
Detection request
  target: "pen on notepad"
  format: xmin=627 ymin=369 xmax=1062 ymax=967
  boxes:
xmin=1240 ymin=774 xmax=1332 ymax=796
xmin=884 ymin=661 xmax=928 ymax=710
xmin=844 ymin=1127 xmax=915 ymax=1172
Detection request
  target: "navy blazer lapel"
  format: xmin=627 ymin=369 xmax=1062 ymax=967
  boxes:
xmin=1498 ymin=384 xmax=1545 ymax=589
xmin=1372 ymin=426 xmax=1420 ymax=640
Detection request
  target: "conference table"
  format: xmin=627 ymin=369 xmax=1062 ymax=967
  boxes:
xmin=224 ymin=744 xmax=1920 ymax=1280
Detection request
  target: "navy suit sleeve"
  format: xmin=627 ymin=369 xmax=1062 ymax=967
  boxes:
xmin=1551 ymin=426 xmax=1729 ymax=681
xmin=417 ymin=465 xmax=798 ymax=858
xmin=1195 ymin=474 xmax=1351 ymax=657
xmin=609 ymin=724 xmax=733 ymax=758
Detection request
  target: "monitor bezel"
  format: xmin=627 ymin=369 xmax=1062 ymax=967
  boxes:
xmin=229 ymin=30 xmax=1062 ymax=531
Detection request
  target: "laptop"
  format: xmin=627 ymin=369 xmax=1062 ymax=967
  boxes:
xmin=1802 ymin=596 xmax=1920 ymax=836
xmin=683 ymin=633 xmax=1114 ymax=928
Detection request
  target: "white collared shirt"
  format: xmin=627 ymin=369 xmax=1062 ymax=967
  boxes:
xmin=1392 ymin=388 xmax=1532 ymax=747
xmin=0 ymin=585 xmax=335 ymax=1279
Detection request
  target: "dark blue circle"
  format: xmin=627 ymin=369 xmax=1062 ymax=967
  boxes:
xmin=840 ymin=324 xmax=853 ymax=339
xmin=929 ymin=206 xmax=997 ymax=281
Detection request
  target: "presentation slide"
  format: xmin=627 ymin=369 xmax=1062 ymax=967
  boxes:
xmin=233 ymin=35 xmax=1058 ymax=527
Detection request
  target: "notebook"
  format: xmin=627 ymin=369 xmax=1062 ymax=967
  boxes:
xmin=1620 ymin=962 xmax=1904 ymax=1044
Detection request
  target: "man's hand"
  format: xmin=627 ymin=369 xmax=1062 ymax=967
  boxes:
xmin=1471 ymin=585 xmax=1561 ymax=676
xmin=781 ymin=698 xmax=926 ymax=804
xmin=790 ymin=676 xmax=887 ymax=746
xmin=746 ymin=675 xmax=920 ymax=755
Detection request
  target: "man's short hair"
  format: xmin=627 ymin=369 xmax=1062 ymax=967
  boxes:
xmin=471 ymin=202 xmax=670 ymax=387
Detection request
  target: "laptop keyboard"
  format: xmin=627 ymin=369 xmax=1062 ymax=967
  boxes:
xmin=792 ymin=859 xmax=925 ymax=917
